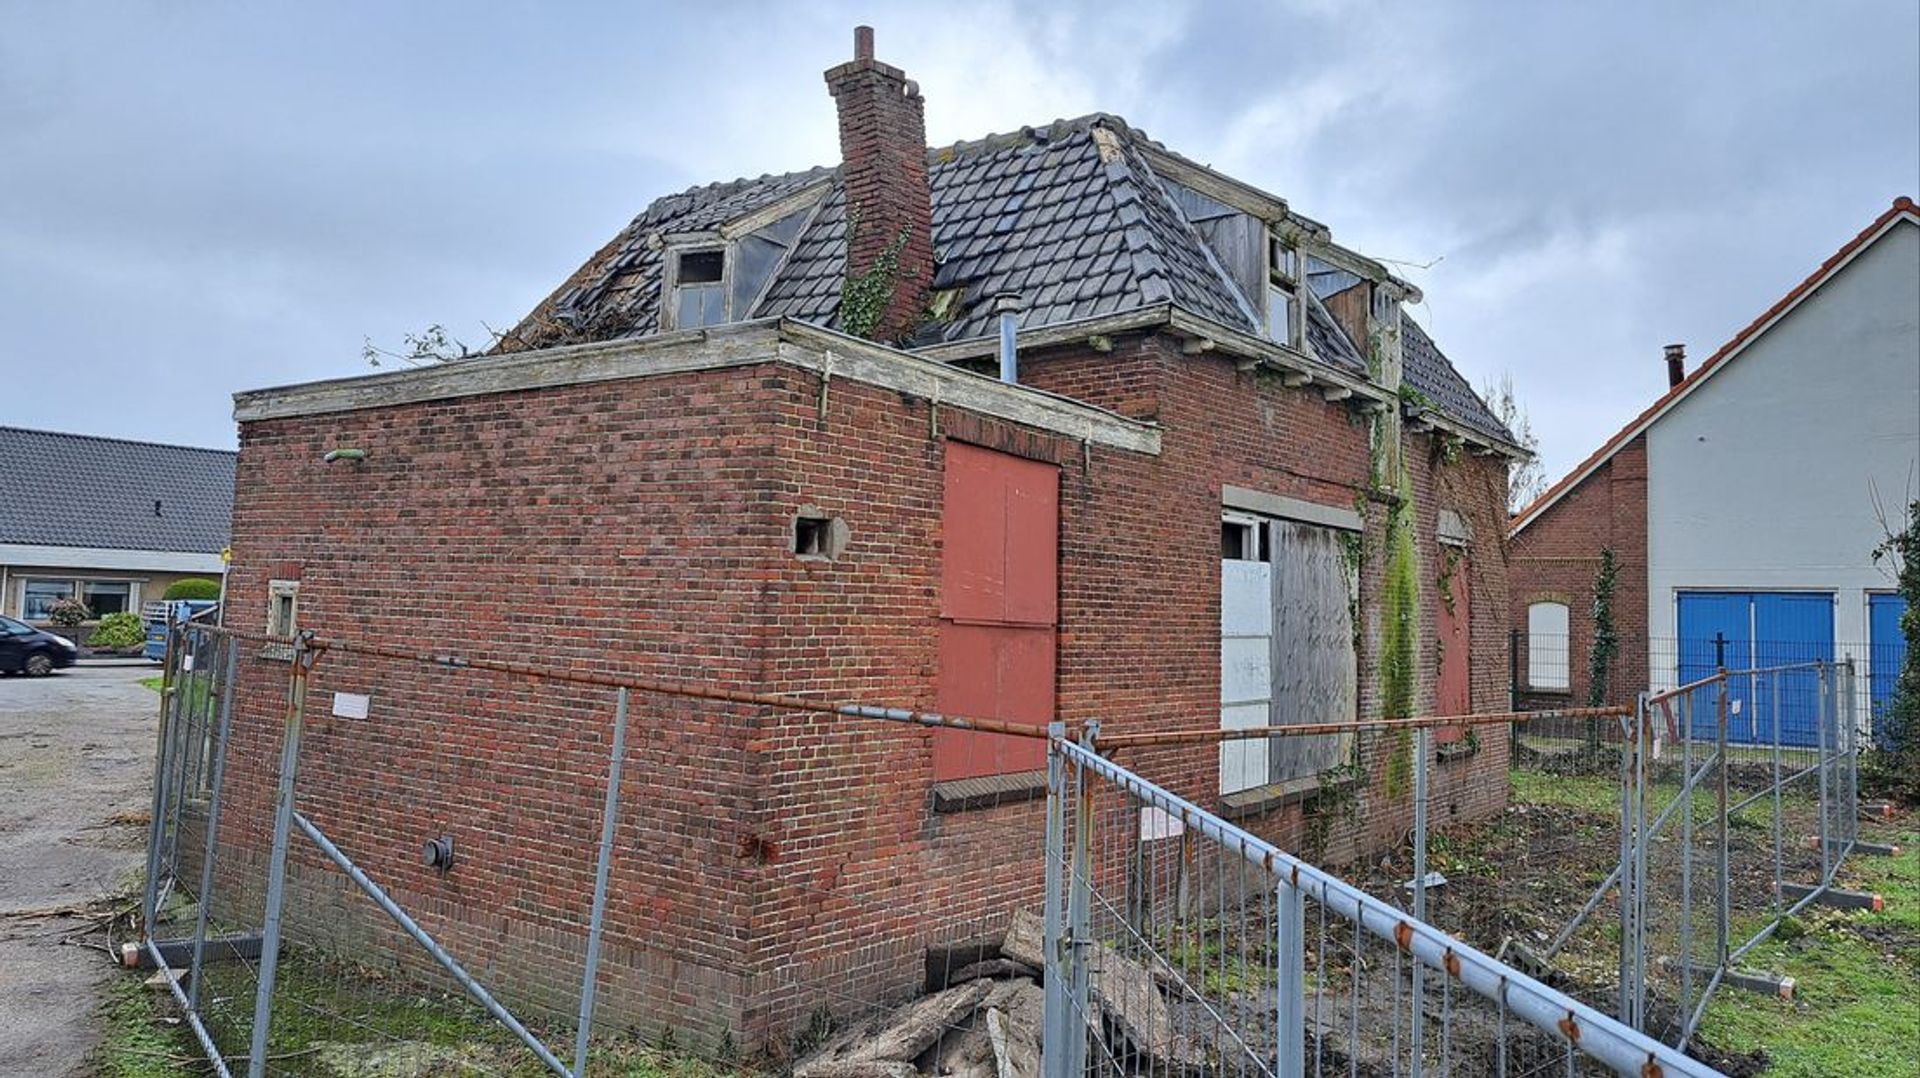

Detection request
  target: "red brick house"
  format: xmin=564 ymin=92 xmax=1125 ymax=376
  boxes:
xmin=221 ymin=29 xmax=1524 ymax=1047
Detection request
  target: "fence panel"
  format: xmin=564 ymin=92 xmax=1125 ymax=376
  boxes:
xmin=1526 ymin=661 xmax=1868 ymax=1048
xmin=1045 ymin=737 xmax=1717 ymax=1078
xmin=1510 ymin=633 xmax=1888 ymax=749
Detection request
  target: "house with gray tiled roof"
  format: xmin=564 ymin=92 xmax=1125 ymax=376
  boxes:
xmin=0 ymin=426 xmax=234 ymax=623
xmin=499 ymin=110 xmax=1518 ymax=454
xmin=217 ymin=28 xmax=1532 ymax=1039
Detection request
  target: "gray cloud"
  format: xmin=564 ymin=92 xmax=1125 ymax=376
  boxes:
xmin=2 ymin=0 xmax=1914 ymax=486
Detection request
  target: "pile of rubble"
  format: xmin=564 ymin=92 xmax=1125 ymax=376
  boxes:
xmin=794 ymin=911 xmax=1209 ymax=1078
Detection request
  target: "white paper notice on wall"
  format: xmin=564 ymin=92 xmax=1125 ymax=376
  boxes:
xmin=1731 ymin=699 xmax=1742 ymax=716
xmin=331 ymin=692 xmax=371 ymax=720
xmin=181 ymin=654 xmax=193 ymax=672
xmin=1140 ymin=806 xmax=1185 ymax=841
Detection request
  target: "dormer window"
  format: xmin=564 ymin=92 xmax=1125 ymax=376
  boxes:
xmin=669 ymin=248 xmax=728 ymax=329
xmin=1266 ymin=234 xmax=1301 ymax=349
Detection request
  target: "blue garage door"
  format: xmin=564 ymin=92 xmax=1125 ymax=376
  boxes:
xmin=1869 ymin=593 xmax=1908 ymax=745
xmin=1677 ymin=591 xmax=1834 ymax=746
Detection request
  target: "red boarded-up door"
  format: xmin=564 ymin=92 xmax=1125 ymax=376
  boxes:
xmin=936 ymin=442 xmax=1058 ymax=780
xmin=1437 ymin=555 xmax=1471 ymax=742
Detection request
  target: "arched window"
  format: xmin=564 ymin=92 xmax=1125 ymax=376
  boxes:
xmin=1528 ymin=601 xmax=1571 ymax=691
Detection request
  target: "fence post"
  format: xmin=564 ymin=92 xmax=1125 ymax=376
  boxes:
xmin=1508 ymin=628 xmax=1521 ymax=711
xmin=1065 ymin=722 xmax=1098 ymax=1078
xmin=574 ymin=686 xmax=630 ymax=1077
xmin=1816 ymin=662 xmax=1831 ymax=884
xmin=1042 ymin=722 xmax=1068 ymax=1078
xmin=141 ymin=622 xmax=183 ymax=934
xmin=1617 ymin=696 xmax=1638 ymax=1026
xmin=187 ymin=636 xmax=239 ymax=1013
xmin=1276 ymin=877 xmax=1305 ymax=1078
xmin=1679 ymin=688 xmax=1695 ymax=1023
xmin=1411 ymin=726 xmax=1429 ymax=1074
xmin=1715 ymin=674 xmax=1730 ymax=974
xmin=1842 ymin=661 xmax=1858 ymax=850
xmin=246 ymin=634 xmax=315 ymax=1078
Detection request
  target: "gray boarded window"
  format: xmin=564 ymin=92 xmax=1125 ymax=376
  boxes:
xmin=1267 ymin=519 xmax=1358 ymax=783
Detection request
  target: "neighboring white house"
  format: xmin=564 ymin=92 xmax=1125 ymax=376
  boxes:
xmin=1646 ymin=201 xmax=1918 ymax=681
xmin=1510 ymin=198 xmax=1919 ymax=734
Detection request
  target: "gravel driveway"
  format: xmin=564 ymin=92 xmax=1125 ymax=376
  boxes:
xmin=0 ymin=664 xmax=160 ymax=1077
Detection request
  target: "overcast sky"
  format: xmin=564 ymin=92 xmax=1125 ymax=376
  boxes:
xmin=3 ymin=1 xmax=1915 ymax=484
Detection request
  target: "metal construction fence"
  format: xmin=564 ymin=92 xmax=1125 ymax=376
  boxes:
xmin=1040 ymin=731 xmax=1718 ymax=1078
xmin=1509 ymin=632 xmax=1900 ymax=746
xmin=139 ymin=620 xmax=1069 ymax=1077
xmin=139 ymin=619 xmax=1719 ymax=1078
xmin=1529 ymin=661 xmax=1862 ymax=1051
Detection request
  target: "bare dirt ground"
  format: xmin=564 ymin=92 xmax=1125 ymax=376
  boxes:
xmin=0 ymin=664 xmax=158 ymax=1077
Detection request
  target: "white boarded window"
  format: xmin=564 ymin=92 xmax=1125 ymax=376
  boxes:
xmin=1528 ymin=601 xmax=1571 ymax=690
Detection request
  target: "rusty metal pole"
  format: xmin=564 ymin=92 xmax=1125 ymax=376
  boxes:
xmin=246 ymin=634 xmax=316 ymax=1078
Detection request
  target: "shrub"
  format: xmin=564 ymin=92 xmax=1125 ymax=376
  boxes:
xmin=88 ymin=612 xmax=145 ymax=650
xmin=1864 ymin=499 xmax=1919 ymax=804
xmin=46 ymin=597 xmax=91 ymax=626
xmin=164 ymin=578 xmax=222 ymax=601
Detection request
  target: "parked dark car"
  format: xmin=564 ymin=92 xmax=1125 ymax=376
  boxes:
xmin=0 ymin=616 xmax=79 ymax=676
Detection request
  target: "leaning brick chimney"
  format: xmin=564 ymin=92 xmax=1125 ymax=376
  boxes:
xmin=826 ymin=26 xmax=935 ymax=343
xmin=1664 ymin=343 xmax=1686 ymax=388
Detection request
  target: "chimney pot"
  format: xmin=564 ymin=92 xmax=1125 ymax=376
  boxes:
xmin=1664 ymin=343 xmax=1686 ymax=388
xmin=854 ymin=25 xmax=874 ymax=61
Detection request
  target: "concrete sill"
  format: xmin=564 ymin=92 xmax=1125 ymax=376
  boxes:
xmin=258 ymin=643 xmax=294 ymax=663
xmin=931 ymin=770 xmax=1048 ymax=814
xmin=1219 ymin=773 xmax=1356 ymax=820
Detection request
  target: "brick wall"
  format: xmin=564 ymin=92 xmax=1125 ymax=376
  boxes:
xmin=1508 ymin=436 xmax=1650 ymax=709
xmin=222 ymin=332 xmax=1515 ymax=1050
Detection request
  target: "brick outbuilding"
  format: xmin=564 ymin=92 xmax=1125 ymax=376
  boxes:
xmin=218 ymin=30 xmax=1525 ymax=1049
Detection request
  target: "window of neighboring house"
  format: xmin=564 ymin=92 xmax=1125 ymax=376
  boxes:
xmin=1527 ymin=601 xmax=1572 ymax=691
xmin=82 ymin=581 xmax=131 ymax=616
xmin=22 ymin=580 xmax=74 ymax=621
xmin=671 ymin=249 xmax=728 ymax=328
xmin=267 ymin=580 xmax=299 ymax=639
xmin=1266 ymin=234 xmax=1301 ymax=349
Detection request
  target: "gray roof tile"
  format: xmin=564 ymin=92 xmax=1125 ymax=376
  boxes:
xmin=503 ymin=115 xmax=1503 ymax=439
xmin=1399 ymin=314 xmax=1516 ymax=445
xmin=0 ymin=427 xmax=235 ymax=554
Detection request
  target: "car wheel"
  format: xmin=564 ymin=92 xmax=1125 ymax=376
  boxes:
xmin=24 ymin=653 xmax=53 ymax=677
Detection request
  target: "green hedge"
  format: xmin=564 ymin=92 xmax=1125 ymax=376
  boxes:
xmin=163 ymin=578 xmax=222 ymax=601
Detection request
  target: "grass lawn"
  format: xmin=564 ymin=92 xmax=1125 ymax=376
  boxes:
xmin=1692 ymin=830 xmax=1920 ymax=1077
xmin=94 ymin=947 xmax=748 ymax=1076
xmin=1508 ymin=766 xmax=1920 ymax=1076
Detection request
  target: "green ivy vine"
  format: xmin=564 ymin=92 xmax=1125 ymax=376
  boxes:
xmin=839 ymin=216 xmax=911 ymax=341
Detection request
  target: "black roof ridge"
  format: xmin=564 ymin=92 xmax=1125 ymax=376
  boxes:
xmin=0 ymin=425 xmax=237 ymax=457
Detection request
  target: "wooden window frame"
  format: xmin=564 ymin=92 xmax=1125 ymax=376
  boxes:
xmin=1266 ymin=232 xmax=1303 ymax=350
xmin=661 ymin=245 xmax=733 ymax=331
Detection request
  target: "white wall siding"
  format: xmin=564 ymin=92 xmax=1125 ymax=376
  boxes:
xmin=1647 ymin=219 xmax=1920 ymax=686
